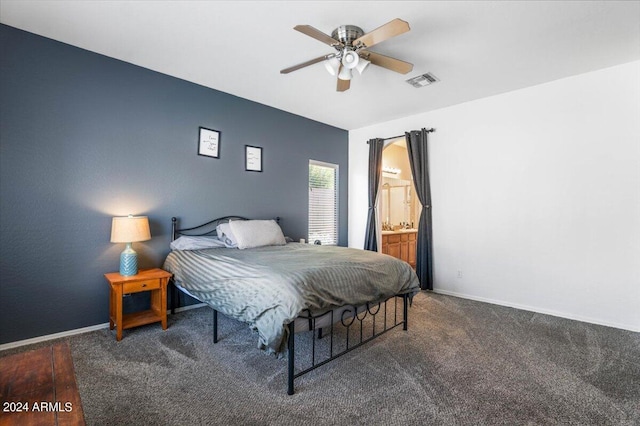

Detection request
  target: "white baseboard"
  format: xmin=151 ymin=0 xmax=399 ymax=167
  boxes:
xmin=432 ymin=289 xmax=639 ymax=333
xmin=0 ymin=323 xmax=110 ymax=352
xmin=0 ymin=303 xmax=208 ymax=352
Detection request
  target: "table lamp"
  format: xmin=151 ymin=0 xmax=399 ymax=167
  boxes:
xmin=110 ymin=215 xmax=151 ymax=276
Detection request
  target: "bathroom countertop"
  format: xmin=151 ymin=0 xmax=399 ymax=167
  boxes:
xmin=381 ymin=229 xmax=418 ymax=235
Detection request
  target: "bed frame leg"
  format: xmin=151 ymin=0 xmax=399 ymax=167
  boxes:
xmin=287 ymin=322 xmax=295 ymax=395
xmin=403 ymin=294 xmax=408 ymax=331
xmin=213 ymin=309 xmax=218 ymax=343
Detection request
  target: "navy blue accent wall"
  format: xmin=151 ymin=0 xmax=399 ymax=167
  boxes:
xmin=0 ymin=24 xmax=348 ymax=344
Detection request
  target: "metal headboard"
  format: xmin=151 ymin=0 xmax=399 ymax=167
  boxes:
xmin=171 ymin=216 xmax=281 ymax=241
xmin=171 ymin=216 xmax=248 ymax=241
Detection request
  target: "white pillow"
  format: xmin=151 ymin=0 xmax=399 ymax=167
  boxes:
xmin=229 ymin=219 xmax=286 ymax=250
xmin=216 ymin=223 xmax=238 ymax=248
xmin=170 ymin=236 xmax=226 ymax=251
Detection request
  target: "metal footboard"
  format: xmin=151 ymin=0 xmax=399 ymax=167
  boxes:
xmin=168 ymin=216 xmax=415 ymax=395
xmin=207 ymin=292 xmax=410 ymax=395
xmin=285 ymin=293 xmax=409 ymax=395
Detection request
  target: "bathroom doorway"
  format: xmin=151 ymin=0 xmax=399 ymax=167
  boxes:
xmin=379 ymin=138 xmax=421 ymax=268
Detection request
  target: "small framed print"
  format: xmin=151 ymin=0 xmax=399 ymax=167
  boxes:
xmin=198 ymin=127 xmax=220 ymax=158
xmin=245 ymin=145 xmax=262 ymax=172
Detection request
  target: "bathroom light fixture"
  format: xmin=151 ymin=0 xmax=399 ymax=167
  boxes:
xmin=382 ymin=166 xmax=401 ymax=175
xmin=110 ymin=215 xmax=151 ymax=276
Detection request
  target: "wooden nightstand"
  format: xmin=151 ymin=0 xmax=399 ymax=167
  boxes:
xmin=104 ymin=268 xmax=172 ymax=341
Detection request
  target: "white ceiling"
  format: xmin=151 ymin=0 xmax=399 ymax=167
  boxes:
xmin=1 ymin=1 xmax=639 ymax=130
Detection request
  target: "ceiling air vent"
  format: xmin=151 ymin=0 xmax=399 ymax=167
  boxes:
xmin=406 ymin=72 xmax=439 ymax=88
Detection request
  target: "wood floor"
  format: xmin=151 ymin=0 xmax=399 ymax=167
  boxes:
xmin=0 ymin=342 xmax=85 ymax=426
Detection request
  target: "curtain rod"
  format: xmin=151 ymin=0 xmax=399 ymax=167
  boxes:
xmin=372 ymin=128 xmax=436 ymax=142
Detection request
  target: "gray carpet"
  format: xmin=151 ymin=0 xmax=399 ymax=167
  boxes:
xmin=8 ymin=292 xmax=640 ymax=425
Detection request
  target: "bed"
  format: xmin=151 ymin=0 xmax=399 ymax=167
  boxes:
xmin=163 ymin=216 xmax=421 ymax=394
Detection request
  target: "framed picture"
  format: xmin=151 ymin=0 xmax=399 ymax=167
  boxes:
xmin=198 ymin=127 xmax=220 ymax=158
xmin=245 ymin=145 xmax=262 ymax=172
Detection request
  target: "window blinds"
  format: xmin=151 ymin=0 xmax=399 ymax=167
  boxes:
xmin=308 ymin=160 xmax=338 ymax=245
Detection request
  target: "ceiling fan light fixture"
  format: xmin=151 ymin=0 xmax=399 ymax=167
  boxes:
xmin=324 ymin=56 xmax=340 ymax=76
xmin=355 ymin=58 xmax=370 ymax=75
xmin=341 ymin=50 xmax=360 ymax=70
xmin=338 ymin=66 xmax=352 ymax=81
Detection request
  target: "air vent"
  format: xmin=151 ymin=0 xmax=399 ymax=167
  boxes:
xmin=406 ymin=72 xmax=439 ymax=88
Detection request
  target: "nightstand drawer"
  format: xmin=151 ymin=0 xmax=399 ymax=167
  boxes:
xmin=123 ymin=279 xmax=160 ymax=294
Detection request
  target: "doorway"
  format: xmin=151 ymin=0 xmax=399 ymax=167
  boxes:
xmin=378 ymin=138 xmax=420 ymax=268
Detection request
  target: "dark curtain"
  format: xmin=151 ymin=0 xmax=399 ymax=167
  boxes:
xmin=406 ymin=128 xmax=433 ymax=290
xmin=364 ymin=138 xmax=384 ymax=251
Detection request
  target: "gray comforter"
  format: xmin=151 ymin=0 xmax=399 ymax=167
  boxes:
xmin=163 ymin=243 xmax=420 ymax=354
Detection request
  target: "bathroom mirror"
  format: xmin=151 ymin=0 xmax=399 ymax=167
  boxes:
xmin=380 ymin=176 xmax=419 ymax=229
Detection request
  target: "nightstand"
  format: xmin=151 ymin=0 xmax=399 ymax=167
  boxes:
xmin=104 ymin=268 xmax=172 ymax=341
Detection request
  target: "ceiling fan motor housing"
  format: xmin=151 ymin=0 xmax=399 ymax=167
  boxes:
xmin=331 ymin=25 xmax=364 ymax=47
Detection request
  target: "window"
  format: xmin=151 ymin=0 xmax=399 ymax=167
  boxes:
xmin=309 ymin=160 xmax=338 ymax=245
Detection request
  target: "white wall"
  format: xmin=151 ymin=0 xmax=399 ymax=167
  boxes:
xmin=349 ymin=61 xmax=640 ymax=332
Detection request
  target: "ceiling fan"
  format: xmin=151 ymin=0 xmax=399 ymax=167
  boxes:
xmin=280 ymin=18 xmax=414 ymax=92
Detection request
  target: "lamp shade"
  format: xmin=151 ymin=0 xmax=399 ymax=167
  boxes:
xmin=110 ymin=216 xmax=151 ymax=243
xmin=111 ymin=215 xmax=151 ymax=276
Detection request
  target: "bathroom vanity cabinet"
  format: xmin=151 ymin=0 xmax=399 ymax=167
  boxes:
xmin=381 ymin=230 xmax=417 ymax=269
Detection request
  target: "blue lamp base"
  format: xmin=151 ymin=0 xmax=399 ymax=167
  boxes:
xmin=119 ymin=243 xmax=138 ymax=276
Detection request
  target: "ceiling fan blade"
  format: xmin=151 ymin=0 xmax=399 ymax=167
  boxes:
xmin=362 ymin=50 xmax=413 ymax=74
xmin=336 ymin=65 xmax=350 ymax=91
xmin=280 ymin=54 xmax=333 ymax=74
xmin=294 ymin=25 xmax=343 ymax=47
xmin=337 ymin=77 xmax=350 ymax=92
xmin=353 ymin=18 xmax=410 ymax=49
